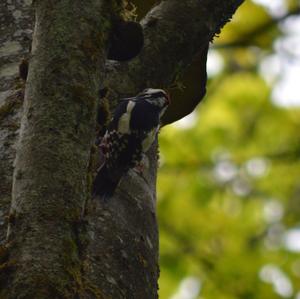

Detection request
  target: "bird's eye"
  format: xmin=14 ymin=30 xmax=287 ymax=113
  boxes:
xmin=156 ymin=91 xmax=166 ymax=98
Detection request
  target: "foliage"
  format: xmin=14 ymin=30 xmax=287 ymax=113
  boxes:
xmin=153 ymin=1 xmax=300 ymax=298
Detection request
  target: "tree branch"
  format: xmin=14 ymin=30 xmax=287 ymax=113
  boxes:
xmin=214 ymin=7 xmax=300 ymax=49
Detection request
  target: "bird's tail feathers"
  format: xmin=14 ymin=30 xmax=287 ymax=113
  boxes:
xmin=92 ymin=165 xmax=119 ymax=201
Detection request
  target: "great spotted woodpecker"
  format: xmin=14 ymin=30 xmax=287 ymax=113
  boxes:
xmin=93 ymin=88 xmax=170 ymax=200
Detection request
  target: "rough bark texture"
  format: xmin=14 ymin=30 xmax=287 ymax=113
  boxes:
xmin=0 ymin=0 xmax=33 ymax=245
xmin=0 ymin=0 xmax=244 ymax=298
xmin=83 ymin=143 xmax=159 ymax=298
xmin=1 ymin=0 xmax=116 ymax=298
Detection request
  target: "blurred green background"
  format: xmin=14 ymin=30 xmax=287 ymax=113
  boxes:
xmin=134 ymin=0 xmax=300 ymax=298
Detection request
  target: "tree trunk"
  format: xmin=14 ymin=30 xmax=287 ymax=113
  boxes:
xmin=0 ymin=0 xmax=244 ymax=298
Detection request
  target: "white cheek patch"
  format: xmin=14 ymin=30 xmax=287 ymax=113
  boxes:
xmin=118 ymin=101 xmax=135 ymax=134
xmin=145 ymin=96 xmax=167 ymax=109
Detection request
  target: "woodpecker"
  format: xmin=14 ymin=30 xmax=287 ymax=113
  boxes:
xmin=93 ymin=88 xmax=170 ymax=200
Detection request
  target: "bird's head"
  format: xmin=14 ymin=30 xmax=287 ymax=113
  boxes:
xmin=138 ymin=88 xmax=170 ymax=116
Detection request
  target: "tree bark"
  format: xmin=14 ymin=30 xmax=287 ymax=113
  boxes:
xmin=1 ymin=0 xmax=117 ymax=297
xmin=0 ymin=0 xmax=244 ymax=298
xmin=0 ymin=0 xmax=33 ymax=245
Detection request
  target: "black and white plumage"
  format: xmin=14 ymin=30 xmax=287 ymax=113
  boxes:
xmin=93 ymin=88 xmax=170 ymax=200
